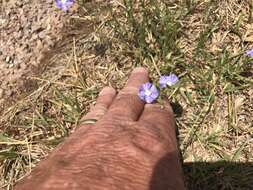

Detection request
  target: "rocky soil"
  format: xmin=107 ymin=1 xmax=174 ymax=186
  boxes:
xmin=0 ymin=0 xmax=78 ymax=105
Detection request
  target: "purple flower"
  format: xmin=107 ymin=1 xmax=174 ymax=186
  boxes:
xmin=159 ymin=74 xmax=179 ymax=88
xmin=55 ymin=0 xmax=74 ymax=11
xmin=246 ymin=49 xmax=253 ymax=57
xmin=138 ymin=82 xmax=159 ymax=103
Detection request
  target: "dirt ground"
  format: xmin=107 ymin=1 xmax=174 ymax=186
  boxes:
xmin=0 ymin=0 xmax=79 ymax=105
xmin=0 ymin=0 xmax=252 ymax=189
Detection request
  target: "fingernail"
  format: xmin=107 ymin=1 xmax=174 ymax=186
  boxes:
xmin=99 ymin=87 xmax=116 ymax=96
xmin=132 ymin=67 xmax=148 ymax=74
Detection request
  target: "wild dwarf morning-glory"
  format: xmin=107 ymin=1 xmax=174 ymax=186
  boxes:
xmin=159 ymin=74 xmax=179 ymax=88
xmin=55 ymin=0 xmax=74 ymax=11
xmin=246 ymin=49 xmax=253 ymax=57
xmin=138 ymin=82 xmax=159 ymax=103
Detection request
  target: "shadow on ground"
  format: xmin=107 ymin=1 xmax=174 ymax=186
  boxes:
xmin=184 ymin=161 xmax=253 ymax=190
xmin=152 ymin=102 xmax=253 ymax=190
xmin=149 ymin=151 xmax=253 ymax=190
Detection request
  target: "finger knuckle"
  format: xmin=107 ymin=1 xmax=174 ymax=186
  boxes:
xmin=132 ymin=123 xmax=167 ymax=155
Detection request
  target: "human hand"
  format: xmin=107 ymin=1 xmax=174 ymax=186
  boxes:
xmin=15 ymin=67 xmax=185 ymax=190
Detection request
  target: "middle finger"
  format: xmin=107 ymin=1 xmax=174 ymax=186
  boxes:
xmin=106 ymin=67 xmax=149 ymax=121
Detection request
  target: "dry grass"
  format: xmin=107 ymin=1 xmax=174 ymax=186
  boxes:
xmin=0 ymin=0 xmax=253 ymax=189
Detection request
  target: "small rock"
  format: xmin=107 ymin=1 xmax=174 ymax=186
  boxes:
xmin=31 ymin=33 xmax=38 ymax=41
xmin=16 ymin=30 xmax=23 ymax=39
xmin=38 ymin=31 xmax=46 ymax=39
xmin=8 ymin=64 xmax=14 ymax=68
xmin=31 ymin=24 xmax=43 ymax=33
xmin=36 ymin=39 xmax=43 ymax=50
xmin=0 ymin=88 xmax=4 ymax=98
xmin=5 ymin=56 xmax=11 ymax=63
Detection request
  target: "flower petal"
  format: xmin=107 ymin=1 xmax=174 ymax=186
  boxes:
xmin=167 ymin=74 xmax=178 ymax=86
xmin=159 ymin=74 xmax=179 ymax=88
xmin=142 ymin=82 xmax=152 ymax=90
xmin=55 ymin=0 xmax=74 ymax=11
xmin=159 ymin=76 xmax=169 ymax=88
xmin=246 ymin=49 xmax=253 ymax=57
xmin=138 ymin=89 xmax=146 ymax=101
xmin=138 ymin=82 xmax=159 ymax=103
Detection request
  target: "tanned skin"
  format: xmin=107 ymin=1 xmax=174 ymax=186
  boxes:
xmin=15 ymin=67 xmax=185 ymax=190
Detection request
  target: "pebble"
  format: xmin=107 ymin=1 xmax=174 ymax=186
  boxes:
xmin=5 ymin=56 xmax=11 ymax=63
xmin=0 ymin=88 xmax=4 ymax=98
